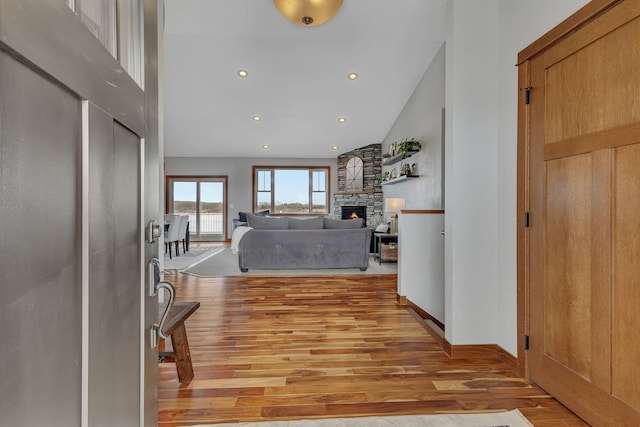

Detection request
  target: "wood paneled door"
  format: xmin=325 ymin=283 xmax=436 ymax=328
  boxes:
xmin=518 ymin=1 xmax=640 ymax=425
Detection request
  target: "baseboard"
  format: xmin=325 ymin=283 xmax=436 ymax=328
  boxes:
xmin=498 ymin=345 xmax=518 ymax=368
xmin=399 ymin=295 xmax=445 ymax=347
xmin=406 ymin=307 xmax=444 ymax=347
xmin=403 ymin=298 xmax=445 ymax=331
xmin=398 ymin=294 xmax=518 ymax=371
xmin=442 ymin=340 xmax=518 ymax=370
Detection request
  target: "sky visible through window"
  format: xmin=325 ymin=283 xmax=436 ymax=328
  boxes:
xmin=173 ymin=181 xmax=222 ymax=203
xmin=274 ymin=170 xmax=309 ymax=204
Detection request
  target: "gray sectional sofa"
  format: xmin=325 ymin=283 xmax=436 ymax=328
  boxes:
xmin=237 ymin=215 xmax=372 ymax=272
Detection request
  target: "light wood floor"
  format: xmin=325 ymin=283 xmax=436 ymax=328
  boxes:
xmin=158 ymin=272 xmax=588 ymax=426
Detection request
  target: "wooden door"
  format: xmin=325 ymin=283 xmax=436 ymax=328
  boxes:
xmin=520 ymin=1 xmax=640 ymax=425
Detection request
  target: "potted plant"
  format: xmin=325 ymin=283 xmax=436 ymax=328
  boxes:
xmin=396 ymin=138 xmax=421 ymax=154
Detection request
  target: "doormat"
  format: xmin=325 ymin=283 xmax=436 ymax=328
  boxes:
xmin=188 ymin=409 xmax=533 ymax=427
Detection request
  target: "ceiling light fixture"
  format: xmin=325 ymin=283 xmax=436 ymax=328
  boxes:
xmin=331 ymin=146 xmax=339 ymax=150
xmin=262 ymin=145 xmax=270 ymax=150
xmin=348 ymin=73 xmax=358 ymax=80
xmin=237 ymin=70 xmax=248 ymax=78
xmin=273 ymin=0 xmax=343 ymax=27
xmin=252 ymin=115 xmax=261 ymax=122
xmin=337 ymin=118 xmax=346 ymax=124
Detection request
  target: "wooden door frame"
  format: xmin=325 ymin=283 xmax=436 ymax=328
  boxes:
xmin=515 ymin=0 xmax=622 ymax=379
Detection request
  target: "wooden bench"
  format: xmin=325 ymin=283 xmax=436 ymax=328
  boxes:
xmin=158 ymin=301 xmax=200 ymax=384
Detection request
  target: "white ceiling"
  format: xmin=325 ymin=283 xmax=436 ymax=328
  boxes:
xmin=163 ymin=0 xmax=447 ymax=158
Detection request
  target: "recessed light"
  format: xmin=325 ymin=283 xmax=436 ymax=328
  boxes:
xmin=238 ymin=70 xmax=248 ymax=78
xmin=337 ymin=117 xmax=347 ymax=124
xmin=348 ymin=73 xmax=358 ymax=80
xmin=252 ymin=115 xmax=261 ymax=122
xmin=262 ymin=145 xmax=270 ymax=150
xmin=331 ymin=146 xmax=339 ymax=150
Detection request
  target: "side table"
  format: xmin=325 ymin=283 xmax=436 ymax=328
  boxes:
xmin=373 ymin=233 xmax=399 ymax=265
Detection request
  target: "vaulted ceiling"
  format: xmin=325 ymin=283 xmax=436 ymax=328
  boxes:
xmin=163 ymin=0 xmax=447 ymax=158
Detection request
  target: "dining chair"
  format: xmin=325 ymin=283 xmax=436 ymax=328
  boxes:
xmin=164 ymin=215 xmax=182 ymax=259
xmin=177 ymin=215 xmax=190 ymax=253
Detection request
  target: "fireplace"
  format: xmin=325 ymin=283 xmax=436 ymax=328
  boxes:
xmin=341 ymin=206 xmax=367 ymax=226
xmin=333 ymin=144 xmax=383 ymax=229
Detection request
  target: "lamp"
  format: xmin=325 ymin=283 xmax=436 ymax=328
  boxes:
xmin=273 ymin=0 xmax=343 ymax=27
xmin=385 ymin=198 xmax=405 ymax=235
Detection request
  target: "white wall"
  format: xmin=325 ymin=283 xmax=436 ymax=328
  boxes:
xmin=445 ymin=0 xmax=500 ymax=347
xmin=381 ymin=44 xmax=446 ymax=211
xmin=443 ymin=0 xmax=590 ymax=355
xmin=164 ymin=156 xmax=338 ymax=237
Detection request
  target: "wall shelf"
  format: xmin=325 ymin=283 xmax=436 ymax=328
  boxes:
xmin=381 ymin=150 xmax=418 ymax=166
xmin=382 ymin=175 xmax=420 ymax=185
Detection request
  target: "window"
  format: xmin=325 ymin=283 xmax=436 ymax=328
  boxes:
xmin=166 ymin=176 xmax=228 ymax=241
xmin=70 ymin=0 xmax=144 ymax=87
xmin=253 ymin=166 xmax=330 ymax=215
xmin=118 ymin=0 xmax=145 ymax=87
xmin=345 ymin=156 xmax=364 ymax=191
xmin=80 ymin=0 xmax=117 ymax=57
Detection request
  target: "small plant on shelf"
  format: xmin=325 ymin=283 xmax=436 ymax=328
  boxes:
xmin=396 ymin=138 xmax=421 ymax=154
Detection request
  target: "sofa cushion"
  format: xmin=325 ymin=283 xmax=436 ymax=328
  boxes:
xmin=323 ymin=217 xmax=364 ymax=229
xmin=247 ymin=213 xmax=289 ymax=229
xmin=239 ymin=210 xmax=269 ymax=222
xmin=289 ymin=217 xmax=324 ymax=229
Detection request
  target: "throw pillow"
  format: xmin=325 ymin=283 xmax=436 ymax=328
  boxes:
xmin=289 ymin=217 xmax=324 ymax=229
xmin=247 ymin=213 xmax=289 ymax=229
xmin=239 ymin=210 xmax=269 ymax=222
xmin=375 ymin=223 xmax=390 ymax=233
xmin=323 ymin=217 xmax=364 ymax=229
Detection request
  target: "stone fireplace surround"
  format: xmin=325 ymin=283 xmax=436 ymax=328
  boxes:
xmin=332 ymin=144 xmax=383 ymax=228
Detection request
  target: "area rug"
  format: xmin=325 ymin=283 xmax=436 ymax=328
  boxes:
xmin=182 ymin=247 xmax=397 ymax=277
xmin=188 ymin=409 xmax=533 ymax=427
xmin=163 ymin=246 xmax=225 ymax=271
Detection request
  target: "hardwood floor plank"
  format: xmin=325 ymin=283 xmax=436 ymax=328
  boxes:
xmin=157 ymin=271 xmax=588 ymax=426
xmin=236 ymin=393 xmax=368 ymax=407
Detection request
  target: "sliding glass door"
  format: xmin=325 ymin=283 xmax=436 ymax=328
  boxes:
xmin=167 ymin=176 xmax=227 ymax=241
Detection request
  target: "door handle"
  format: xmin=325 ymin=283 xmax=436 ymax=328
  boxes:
xmin=148 ymin=258 xmax=161 ymax=297
xmin=150 ymin=280 xmax=175 ymax=348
